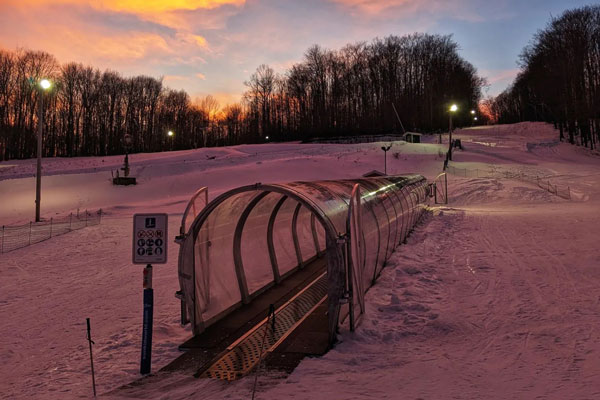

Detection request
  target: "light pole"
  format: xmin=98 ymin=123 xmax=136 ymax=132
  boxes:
xmin=167 ymin=130 xmax=174 ymax=151
xmin=35 ymin=79 xmax=52 ymax=222
xmin=448 ymin=104 xmax=458 ymax=161
xmin=123 ymin=133 xmax=132 ymax=177
xmin=381 ymin=145 xmax=391 ymax=175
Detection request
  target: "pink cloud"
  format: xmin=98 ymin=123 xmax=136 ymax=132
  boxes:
xmin=328 ymin=0 xmax=485 ymax=22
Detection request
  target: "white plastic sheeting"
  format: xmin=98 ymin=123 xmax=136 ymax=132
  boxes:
xmin=177 ymin=175 xmax=430 ymax=343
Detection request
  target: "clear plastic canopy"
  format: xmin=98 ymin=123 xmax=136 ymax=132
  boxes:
xmin=177 ymin=175 xmax=430 ymax=342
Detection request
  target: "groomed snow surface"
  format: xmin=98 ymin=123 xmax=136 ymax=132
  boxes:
xmin=1 ymin=122 xmax=599 ymax=399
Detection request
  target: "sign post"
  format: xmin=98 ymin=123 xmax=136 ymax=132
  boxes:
xmin=133 ymin=213 xmax=168 ymax=375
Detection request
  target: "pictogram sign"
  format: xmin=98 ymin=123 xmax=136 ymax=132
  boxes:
xmin=133 ymin=214 xmax=168 ymax=264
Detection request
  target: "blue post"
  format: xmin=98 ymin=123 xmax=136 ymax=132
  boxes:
xmin=140 ymin=265 xmax=153 ymax=375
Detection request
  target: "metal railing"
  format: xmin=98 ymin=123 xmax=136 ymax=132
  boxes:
xmin=1 ymin=209 xmax=102 ymax=254
xmin=445 ymin=164 xmax=571 ymax=200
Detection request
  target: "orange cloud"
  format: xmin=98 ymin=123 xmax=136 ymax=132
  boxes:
xmin=329 ymin=0 xmax=484 ymax=22
xmin=176 ymin=32 xmax=210 ymax=50
xmin=330 ymin=0 xmax=414 ymax=14
xmin=9 ymin=0 xmax=244 ymax=12
xmin=3 ymin=0 xmax=245 ymax=31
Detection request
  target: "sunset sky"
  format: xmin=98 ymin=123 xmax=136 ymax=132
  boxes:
xmin=0 ymin=0 xmax=593 ymax=105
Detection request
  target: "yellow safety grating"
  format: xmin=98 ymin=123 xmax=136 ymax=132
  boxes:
xmin=201 ymin=272 xmax=328 ymax=381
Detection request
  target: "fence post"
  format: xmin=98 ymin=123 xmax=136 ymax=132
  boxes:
xmin=85 ymin=210 xmax=88 ymax=227
xmin=99 ymin=209 xmax=102 ymax=224
xmin=50 ymin=218 xmax=53 ymax=238
xmin=69 ymin=213 xmax=72 ymax=230
xmin=568 ymin=186 xmax=571 ymax=200
xmin=1 ymin=225 xmax=4 ymax=254
xmin=29 ymin=221 xmax=32 ymax=245
xmin=444 ymin=173 xmax=448 ymax=204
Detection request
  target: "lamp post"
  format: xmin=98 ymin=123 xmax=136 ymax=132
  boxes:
xmin=448 ymin=104 xmax=458 ymax=161
xmin=167 ymin=130 xmax=174 ymax=151
xmin=381 ymin=145 xmax=391 ymax=175
xmin=123 ymin=133 xmax=132 ymax=177
xmin=35 ymin=79 xmax=52 ymax=222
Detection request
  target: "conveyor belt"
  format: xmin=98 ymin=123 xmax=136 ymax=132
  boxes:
xmin=201 ymin=272 xmax=328 ymax=381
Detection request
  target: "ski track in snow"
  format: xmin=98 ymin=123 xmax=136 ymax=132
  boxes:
xmin=1 ymin=122 xmax=600 ymax=399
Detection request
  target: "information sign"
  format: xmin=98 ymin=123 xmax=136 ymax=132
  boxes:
xmin=133 ymin=214 xmax=168 ymax=264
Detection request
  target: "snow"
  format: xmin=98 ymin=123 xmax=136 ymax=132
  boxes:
xmin=1 ymin=122 xmax=600 ymax=399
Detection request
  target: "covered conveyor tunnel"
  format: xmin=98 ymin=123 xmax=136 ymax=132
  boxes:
xmin=176 ymin=174 xmax=432 ymax=379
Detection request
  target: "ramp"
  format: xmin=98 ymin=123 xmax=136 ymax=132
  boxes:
xmin=200 ymin=272 xmax=328 ymax=380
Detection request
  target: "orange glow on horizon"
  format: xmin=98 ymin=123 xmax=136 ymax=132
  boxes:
xmin=478 ymin=102 xmax=496 ymax=124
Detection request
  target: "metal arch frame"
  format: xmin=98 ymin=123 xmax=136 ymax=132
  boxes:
xmin=380 ymin=178 xmax=405 ymax=248
xmin=291 ymin=202 xmax=305 ymax=269
xmin=346 ymin=183 xmax=364 ymax=331
xmin=395 ymin=184 xmax=410 ymax=244
xmin=398 ymin=184 xmax=414 ymax=242
xmin=312 ymin=180 xmax=383 ymax=286
xmin=408 ymin=184 xmax=419 ymax=232
xmin=188 ymin=183 xmax=339 ymax=245
xmin=183 ymin=183 xmax=343 ymax=336
xmin=275 ymin=180 xmax=367 ymax=330
xmin=357 ymin=179 xmax=392 ymax=278
xmin=368 ymin=178 xmax=396 ymax=262
xmin=350 ymin=179 xmax=387 ymax=284
xmin=310 ymin=213 xmax=322 ymax=256
xmin=267 ymin=195 xmax=288 ymax=284
xmin=379 ymin=183 xmax=400 ymax=260
xmin=179 ymin=187 xmax=209 ymax=236
xmin=233 ymin=191 xmax=271 ymax=304
xmin=175 ymin=186 xmax=208 ymax=328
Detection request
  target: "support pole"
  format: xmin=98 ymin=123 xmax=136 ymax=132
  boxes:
xmin=381 ymin=145 xmax=391 ymax=175
xmin=448 ymin=113 xmax=453 ymax=161
xmin=86 ymin=318 xmax=97 ymax=397
xmin=140 ymin=264 xmax=154 ymax=375
xmin=35 ymin=91 xmax=43 ymax=222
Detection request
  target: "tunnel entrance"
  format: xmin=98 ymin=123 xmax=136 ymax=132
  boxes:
xmin=175 ymin=175 xmax=432 ymax=380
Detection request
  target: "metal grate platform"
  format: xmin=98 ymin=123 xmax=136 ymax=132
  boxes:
xmin=201 ymin=272 xmax=328 ymax=381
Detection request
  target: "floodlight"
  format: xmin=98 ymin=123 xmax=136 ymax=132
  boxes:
xmin=40 ymin=79 xmax=51 ymax=90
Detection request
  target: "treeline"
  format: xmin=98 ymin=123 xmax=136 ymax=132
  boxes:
xmin=0 ymin=49 xmax=219 ymax=160
xmin=244 ymin=34 xmax=485 ymax=142
xmin=0 ymin=33 xmax=484 ymax=161
xmin=490 ymin=5 xmax=600 ymax=148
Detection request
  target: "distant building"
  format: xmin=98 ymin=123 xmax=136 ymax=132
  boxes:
xmin=403 ymin=132 xmax=422 ymax=143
